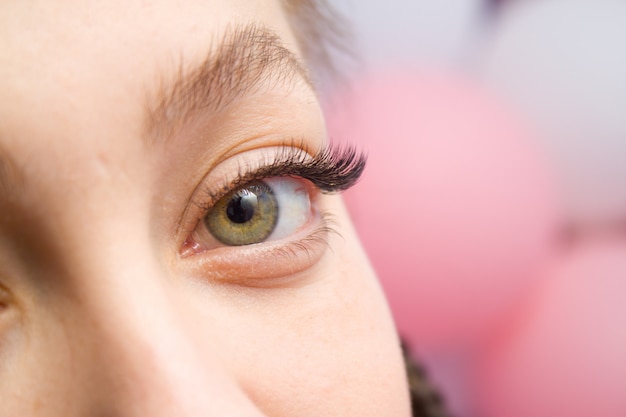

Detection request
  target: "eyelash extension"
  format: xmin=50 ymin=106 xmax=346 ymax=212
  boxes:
xmin=193 ymin=141 xmax=367 ymax=212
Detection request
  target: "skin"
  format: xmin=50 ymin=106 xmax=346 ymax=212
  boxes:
xmin=0 ymin=0 xmax=410 ymax=416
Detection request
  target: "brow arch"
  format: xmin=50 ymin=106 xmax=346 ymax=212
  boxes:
xmin=144 ymin=23 xmax=312 ymax=144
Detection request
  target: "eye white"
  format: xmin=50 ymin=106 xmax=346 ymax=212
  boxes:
xmin=264 ymin=177 xmax=311 ymax=241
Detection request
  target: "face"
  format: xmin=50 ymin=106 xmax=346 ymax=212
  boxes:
xmin=0 ymin=1 xmax=410 ymax=415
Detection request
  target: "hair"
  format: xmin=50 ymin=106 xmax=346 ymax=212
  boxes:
xmin=281 ymin=0 xmax=353 ymax=93
xmin=403 ymin=343 xmax=453 ymax=417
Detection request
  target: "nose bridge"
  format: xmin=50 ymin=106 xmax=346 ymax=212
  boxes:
xmin=69 ymin=249 xmax=263 ymax=417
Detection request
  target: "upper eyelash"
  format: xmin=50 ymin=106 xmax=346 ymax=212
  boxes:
xmin=191 ymin=142 xmax=367 ymax=212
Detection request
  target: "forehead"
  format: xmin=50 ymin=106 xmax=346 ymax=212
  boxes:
xmin=0 ymin=0 xmax=299 ymax=71
xmin=0 ymin=0 xmax=302 ymax=148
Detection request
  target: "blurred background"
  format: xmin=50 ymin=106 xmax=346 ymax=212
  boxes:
xmin=322 ymin=1 xmax=626 ymax=416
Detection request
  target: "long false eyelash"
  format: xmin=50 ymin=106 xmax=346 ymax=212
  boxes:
xmin=266 ymin=142 xmax=368 ymax=193
xmin=194 ymin=141 xmax=367 ymax=211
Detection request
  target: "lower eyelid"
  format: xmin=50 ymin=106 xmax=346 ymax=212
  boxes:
xmin=179 ymin=213 xmax=335 ymax=287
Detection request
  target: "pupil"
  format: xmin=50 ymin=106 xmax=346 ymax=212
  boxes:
xmin=226 ymin=191 xmax=257 ymax=224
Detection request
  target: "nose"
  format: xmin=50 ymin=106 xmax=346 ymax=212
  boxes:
xmin=65 ymin=253 xmax=265 ymax=417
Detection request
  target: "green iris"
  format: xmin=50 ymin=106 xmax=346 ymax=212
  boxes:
xmin=204 ymin=180 xmax=279 ymax=246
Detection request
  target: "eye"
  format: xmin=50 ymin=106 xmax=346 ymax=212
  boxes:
xmin=205 ymin=180 xmax=278 ymax=246
xmin=179 ymin=144 xmax=366 ymax=265
xmin=190 ymin=176 xmax=313 ymax=251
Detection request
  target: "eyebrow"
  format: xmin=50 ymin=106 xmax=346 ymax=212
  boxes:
xmin=144 ymin=24 xmax=313 ymax=143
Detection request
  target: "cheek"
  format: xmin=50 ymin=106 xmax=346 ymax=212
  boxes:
xmin=0 ymin=298 xmax=96 ymax=416
xmin=182 ymin=198 xmax=410 ymax=416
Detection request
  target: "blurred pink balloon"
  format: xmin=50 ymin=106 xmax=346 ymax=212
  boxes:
xmin=325 ymin=70 xmax=559 ymax=349
xmin=475 ymin=241 xmax=626 ymax=417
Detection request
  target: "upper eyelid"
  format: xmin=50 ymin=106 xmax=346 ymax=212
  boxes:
xmin=188 ymin=146 xmax=315 ymax=212
xmin=192 ymin=143 xmax=366 ymax=210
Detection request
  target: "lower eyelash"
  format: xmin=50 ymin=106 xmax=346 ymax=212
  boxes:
xmin=273 ymin=211 xmax=339 ymax=261
xmin=182 ymin=210 xmax=340 ymax=286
